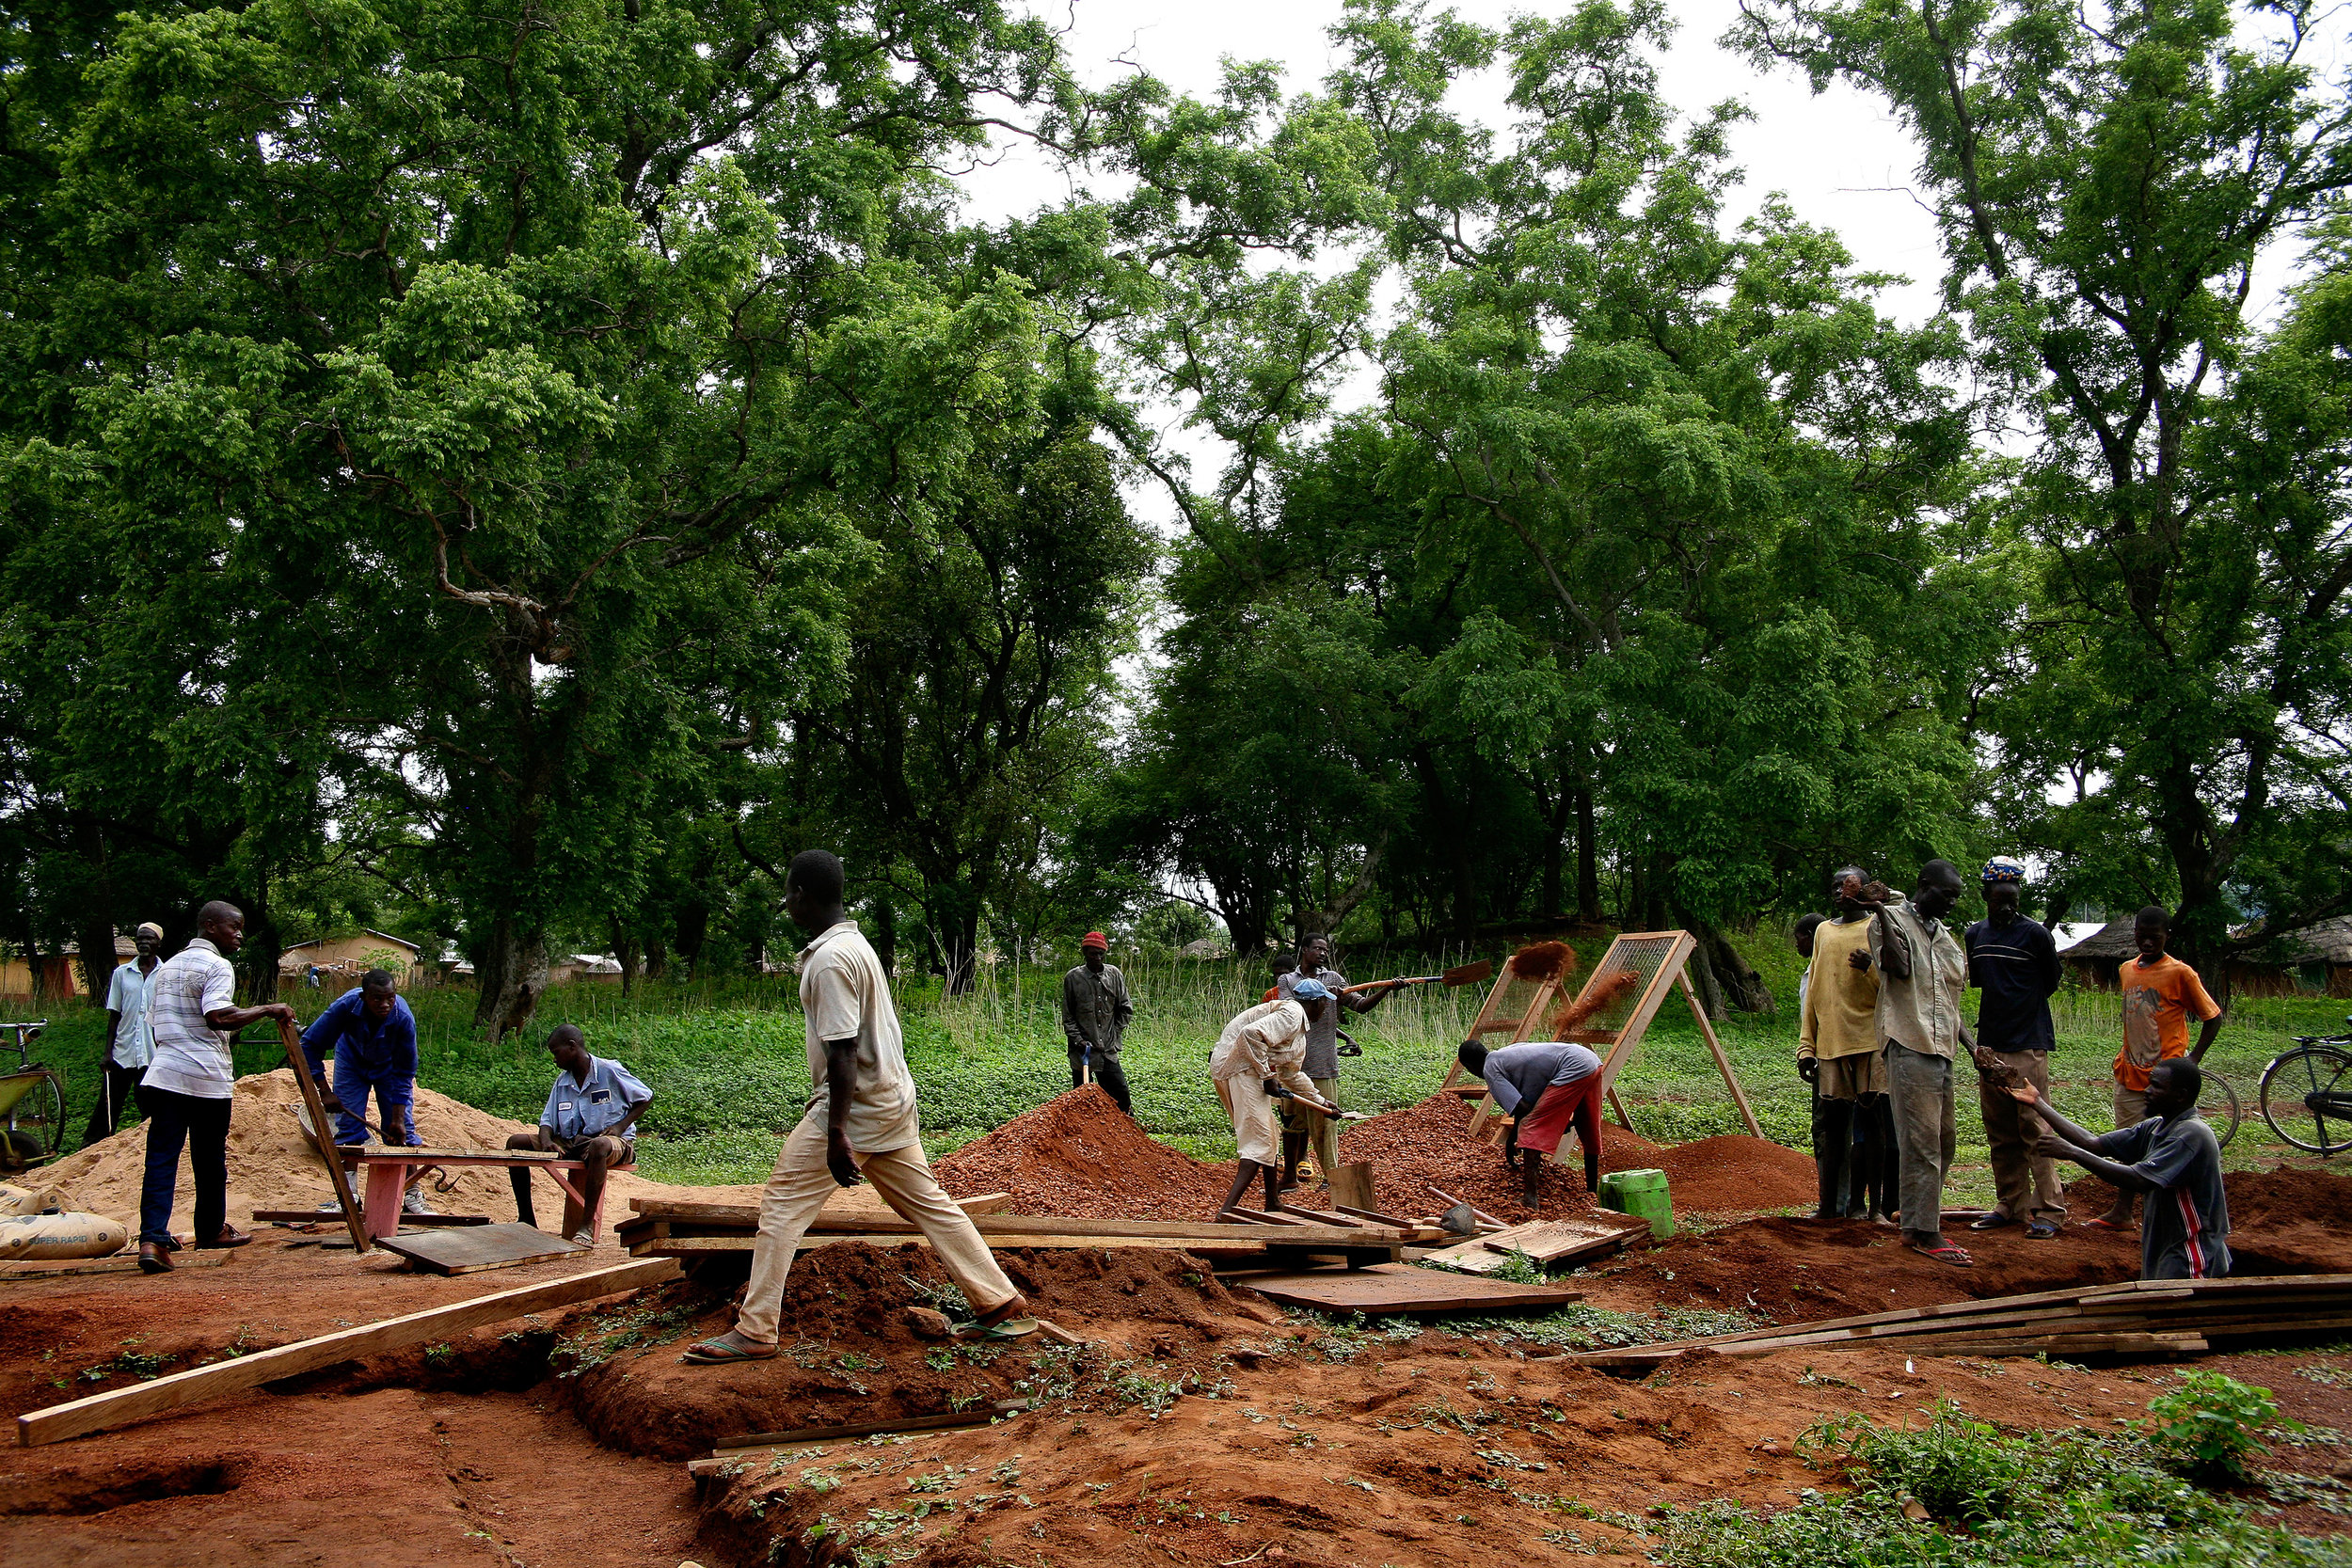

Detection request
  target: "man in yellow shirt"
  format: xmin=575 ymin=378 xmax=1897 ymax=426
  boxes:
xmin=2091 ymin=906 xmax=2223 ymax=1232
xmin=1800 ymin=866 xmax=1890 ymax=1221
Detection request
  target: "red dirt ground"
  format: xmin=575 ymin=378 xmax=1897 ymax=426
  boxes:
xmin=7 ymin=1106 xmax=2347 ymax=1567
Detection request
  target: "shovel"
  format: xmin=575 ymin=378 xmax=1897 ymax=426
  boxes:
xmin=1263 ymin=958 xmax=1496 ymax=1005
xmin=1343 ymin=959 xmax=1493 ymax=995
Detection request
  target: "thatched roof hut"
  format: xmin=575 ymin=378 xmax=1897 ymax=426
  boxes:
xmin=2060 ymin=913 xmax=2352 ymax=998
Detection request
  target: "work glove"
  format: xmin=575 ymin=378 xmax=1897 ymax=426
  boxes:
xmin=1796 ymin=1055 xmax=1820 ymax=1085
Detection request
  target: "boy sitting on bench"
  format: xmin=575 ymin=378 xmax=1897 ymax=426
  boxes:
xmin=506 ymin=1024 xmax=651 ymax=1243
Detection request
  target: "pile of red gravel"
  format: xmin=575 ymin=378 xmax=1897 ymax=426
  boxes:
xmin=932 ymin=1084 xmax=1820 ymax=1227
xmin=934 ymin=1085 xmax=1232 ymax=1220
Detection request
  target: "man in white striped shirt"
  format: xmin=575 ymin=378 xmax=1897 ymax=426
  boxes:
xmin=136 ymin=901 xmax=294 ymax=1274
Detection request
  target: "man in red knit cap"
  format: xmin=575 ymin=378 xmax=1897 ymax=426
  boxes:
xmin=1059 ymin=931 xmax=1134 ymax=1114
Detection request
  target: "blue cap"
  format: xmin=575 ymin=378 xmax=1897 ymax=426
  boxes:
xmin=1981 ymin=856 xmax=2026 ymax=885
xmin=1289 ymin=978 xmax=1333 ymax=1003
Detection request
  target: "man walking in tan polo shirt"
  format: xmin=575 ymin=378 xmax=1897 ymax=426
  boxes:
xmin=684 ymin=850 xmax=1033 ymax=1363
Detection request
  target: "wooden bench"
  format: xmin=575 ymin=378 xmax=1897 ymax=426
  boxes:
xmin=339 ymin=1144 xmax=627 ymax=1243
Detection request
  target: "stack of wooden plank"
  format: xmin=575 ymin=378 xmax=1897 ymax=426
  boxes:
xmin=1567 ymin=1274 xmax=2352 ymax=1369
xmin=618 ymin=1196 xmax=1439 ymax=1269
xmin=1420 ymin=1214 xmax=1652 ymax=1275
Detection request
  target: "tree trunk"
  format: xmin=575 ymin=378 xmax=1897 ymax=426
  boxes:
xmin=239 ymin=894 xmax=283 ymax=1006
xmin=924 ymin=880 xmax=983 ymax=994
xmin=1678 ymin=906 xmax=1769 ymax=1016
xmin=609 ymin=914 xmax=640 ymax=998
xmin=1574 ymin=787 xmax=1599 ymax=924
xmin=644 ymin=931 xmax=668 ymax=980
xmin=473 ymin=917 xmax=548 ymax=1038
xmin=675 ymin=902 xmax=708 ymax=981
xmin=72 ymin=816 xmax=116 ymax=1004
xmin=872 ymin=892 xmax=898 ymax=978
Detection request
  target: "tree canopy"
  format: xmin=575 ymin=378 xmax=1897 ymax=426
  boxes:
xmin=3 ymin=0 xmax=2344 ymax=1017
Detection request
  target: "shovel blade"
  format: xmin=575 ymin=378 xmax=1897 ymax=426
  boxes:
xmin=1441 ymin=959 xmax=1494 ymax=988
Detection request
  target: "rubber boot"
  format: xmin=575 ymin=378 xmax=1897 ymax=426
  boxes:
xmin=1863 ymin=1094 xmax=1899 ymax=1221
xmin=1810 ymin=1095 xmax=1854 ymax=1219
xmin=510 ymin=1166 xmax=539 ymax=1229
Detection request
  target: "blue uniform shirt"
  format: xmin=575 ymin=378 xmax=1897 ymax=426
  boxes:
xmin=299 ymin=989 xmax=419 ymax=1083
xmin=540 ymin=1056 xmax=652 ymax=1144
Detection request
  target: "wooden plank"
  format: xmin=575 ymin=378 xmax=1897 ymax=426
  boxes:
xmin=1336 ymin=1204 xmax=1416 ymax=1227
xmin=1675 ymin=971 xmax=1762 ymax=1137
xmin=374 ymin=1222 xmax=591 ymax=1276
xmin=1483 ymin=1217 xmax=1647 ymax=1264
xmin=0 ymin=1251 xmax=230 ymax=1282
xmin=280 ymin=1019 xmax=370 ymax=1256
xmin=634 ymin=1199 xmax=1401 ymax=1248
xmin=1243 ymin=1263 xmax=1583 ymax=1315
xmin=253 ymin=1210 xmax=491 ymax=1227
xmin=18 ymin=1259 xmax=679 ymax=1447
xmin=1325 ymin=1162 xmax=1376 ymax=1215
xmin=713 ymin=1399 xmax=1032 ymax=1456
xmin=634 ymin=1233 xmax=1269 ymax=1258
xmin=1277 ymin=1207 xmax=1363 ymax=1227
xmin=345 ymin=1146 xmax=563 ymax=1165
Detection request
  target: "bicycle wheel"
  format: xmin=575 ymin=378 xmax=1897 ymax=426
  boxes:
xmin=2260 ymin=1045 xmax=2352 ymax=1156
xmin=1 ymin=1069 xmax=65 ymax=1167
xmin=2201 ymin=1069 xmax=2240 ymax=1152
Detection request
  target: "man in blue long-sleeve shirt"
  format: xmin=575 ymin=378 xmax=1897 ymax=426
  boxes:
xmin=300 ymin=970 xmax=421 ymax=1148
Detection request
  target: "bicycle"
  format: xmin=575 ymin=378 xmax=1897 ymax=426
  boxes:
xmin=0 ymin=1020 xmax=65 ymax=1170
xmin=2260 ymin=1016 xmax=2352 ymax=1156
xmin=2198 ymin=1066 xmax=2241 ymax=1151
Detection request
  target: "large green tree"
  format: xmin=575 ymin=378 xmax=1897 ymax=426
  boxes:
xmin=2 ymin=0 xmax=1081 ymax=1026
xmin=1734 ymin=0 xmax=2352 ymax=965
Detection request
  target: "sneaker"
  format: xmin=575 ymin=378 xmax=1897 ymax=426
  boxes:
xmin=401 ymin=1191 xmax=436 ymax=1216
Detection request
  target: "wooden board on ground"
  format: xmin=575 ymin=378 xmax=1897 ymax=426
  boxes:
xmin=630 ymin=1232 xmax=1276 ymax=1259
xmin=1325 ymin=1162 xmax=1375 ymax=1214
xmin=279 ymin=1018 xmax=371 ymax=1255
xmin=1241 ymin=1262 xmax=1584 ymax=1315
xmin=713 ymin=1400 xmax=1031 ymax=1456
xmin=0 ymin=1250 xmax=230 ymax=1282
xmin=1487 ymin=1216 xmax=1649 ymax=1265
xmin=253 ymin=1210 xmax=492 ymax=1227
xmin=18 ymin=1259 xmax=678 ymax=1447
xmin=632 ymin=1200 xmax=1417 ymax=1249
xmin=374 ymin=1221 xmax=591 ymax=1276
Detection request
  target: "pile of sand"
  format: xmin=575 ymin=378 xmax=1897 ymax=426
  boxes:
xmin=40 ymin=1069 xmax=711 ymax=1234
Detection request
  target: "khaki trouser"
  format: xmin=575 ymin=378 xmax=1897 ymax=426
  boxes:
xmin=1885 ymin=1042 xmax=1955 ymax=1247
xmin=736 ymin=1114 xmax=1018 ymax=1345
xmin=1282 ymin=1075 xmax=1342 ymax=1176
xmin=1978 ymin=1049 xmax=2066 ymax=1225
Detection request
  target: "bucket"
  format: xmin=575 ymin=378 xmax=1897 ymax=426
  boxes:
xmin=1597 ymin=1168 xmax=1673 ymax=1239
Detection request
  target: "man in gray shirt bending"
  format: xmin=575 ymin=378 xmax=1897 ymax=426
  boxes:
xmin=2011 ymin=1057 xmax=2230 ymax=1280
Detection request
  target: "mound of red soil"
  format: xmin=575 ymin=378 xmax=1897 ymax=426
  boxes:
xmin=1331 ymin=1095 xmax=1817 ymax=1225
xmin=1631 ymin=1133 xmax=1820 ymax=1214
xmin=1604 ymin=1213 xmax=2146 ymax=1322
xmin=564 ymin=1242 xmax=1241 ymax=1458
xmin=2068 ymin=1164 xmax=2352 ymax=1275
xmin=934 ymin=1085 xmax=1232 ymax=1220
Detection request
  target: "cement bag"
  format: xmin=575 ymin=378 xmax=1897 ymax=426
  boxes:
xmin=0 ymin=1181 xmax=56 ymax=1216
xmin=0 ymin=1212 xmax=129 ymax=1260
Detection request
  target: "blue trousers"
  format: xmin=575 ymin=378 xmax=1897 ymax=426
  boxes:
xmin=333 ymin=1058 xmax=416 ymax=1147
xmin=137 ymin=1085 xmax=229 ymax=1245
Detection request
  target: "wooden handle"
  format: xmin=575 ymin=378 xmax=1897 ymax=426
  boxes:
xmin=279 ymin=1016 xmax=370 ymax=1255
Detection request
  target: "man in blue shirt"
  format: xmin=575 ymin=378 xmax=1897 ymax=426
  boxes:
xmin=300 ymin=969 xmax=425 ymax=1214
xmin=505 ymin=1024 xmax=651 ymax=1244
xmin=300 ymin=969 xmax=420 ymax=1147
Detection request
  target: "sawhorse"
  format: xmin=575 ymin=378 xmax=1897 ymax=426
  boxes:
xmin=342 ymin=1144 xmax=621 ymax=1243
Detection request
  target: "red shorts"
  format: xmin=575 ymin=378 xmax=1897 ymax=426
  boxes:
xmin=1517 ymin=1072 xmax=1604 ymax=1155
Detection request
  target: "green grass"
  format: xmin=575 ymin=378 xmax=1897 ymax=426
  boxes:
xmin=1657 ymin=1396 xmax=2352 ymax=1567
xmin=12 ymin=933 xmax=2349 ymax=1196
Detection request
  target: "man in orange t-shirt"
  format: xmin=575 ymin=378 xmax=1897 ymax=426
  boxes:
xmin=2094 ymin=905 xmax=2223 ymax=1231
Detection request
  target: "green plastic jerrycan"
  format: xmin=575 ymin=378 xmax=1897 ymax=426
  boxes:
xmin=1597 ymin=1168 xmax=1674 ymax=1239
